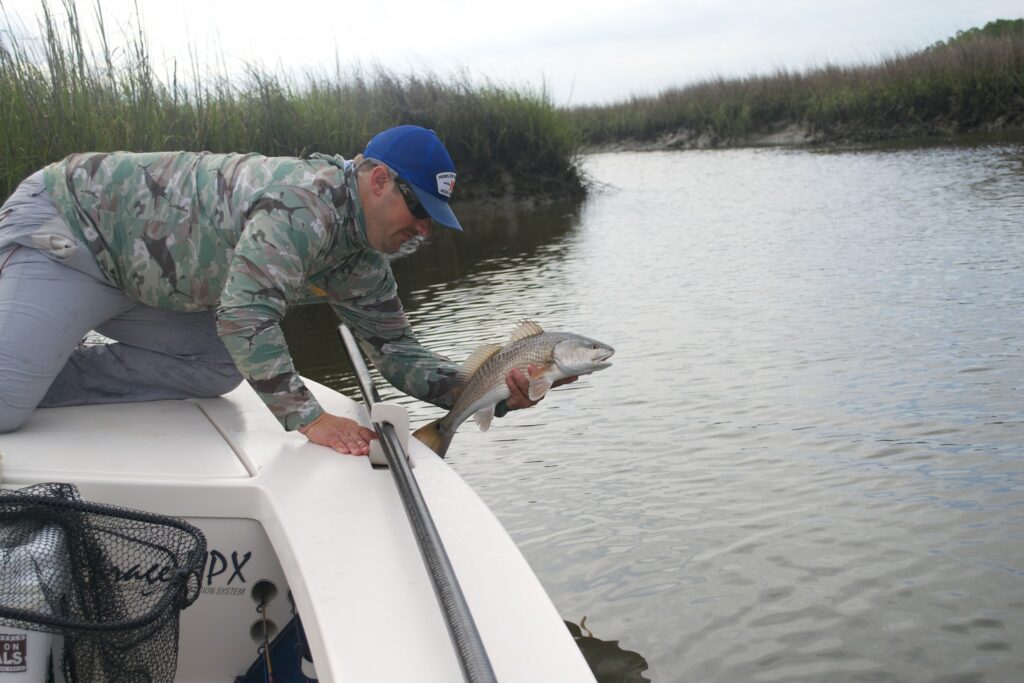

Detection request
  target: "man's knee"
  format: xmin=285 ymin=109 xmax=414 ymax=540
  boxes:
xmin=0 ymin=401 xmax=30 ymax=434
xmin=0 ymin=366 xmax=43 ymax=433
xmin=209 ymin=373 xmax=244 ymax=397
xmin=194 ymin=364 xmax=244 ymax=398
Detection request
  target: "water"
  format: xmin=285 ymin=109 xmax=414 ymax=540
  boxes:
xmin=284 ymin=141 xmax=1024 ymax=682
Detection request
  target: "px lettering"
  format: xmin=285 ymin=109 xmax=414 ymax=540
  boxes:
xmin=204 ymin=550 xmax=252 ymax=586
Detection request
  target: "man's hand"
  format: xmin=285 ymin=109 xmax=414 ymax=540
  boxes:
xmin=504 ymin=366 xmax=578 ymax=411
xmin=298 ymin=412 xmax=377 ymax=455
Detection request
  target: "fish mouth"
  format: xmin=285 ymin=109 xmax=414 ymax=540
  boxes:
xmin=593 ymin=348 xmax=615 ymax=368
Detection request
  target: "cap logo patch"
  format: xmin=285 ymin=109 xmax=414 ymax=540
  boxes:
xmin=436 ymin=172 xmax=456 ymax=199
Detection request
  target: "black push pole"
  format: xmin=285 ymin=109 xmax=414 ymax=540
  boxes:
xmin=337 ymin=325 xmax=498 ymax=683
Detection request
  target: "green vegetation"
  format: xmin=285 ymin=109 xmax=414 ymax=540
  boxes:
xmin=568 ymin=19 xmax=1024 ymax=149
xmin=0 ymin=2 xmax=583 ymax=201
xmin=2 ymin=5 xmax=1022 ymax=205
xmin=929 ymin=18 xmax=1024 ymax=48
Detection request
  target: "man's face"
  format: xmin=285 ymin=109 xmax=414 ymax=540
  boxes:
xmin=362 ymin=168 xmax=432 ymax=254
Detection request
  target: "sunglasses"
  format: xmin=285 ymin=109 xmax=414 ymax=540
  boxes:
xmin=395 ymin=178 xmax=430 ymax=220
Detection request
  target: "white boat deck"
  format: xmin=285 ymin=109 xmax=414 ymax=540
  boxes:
xmin=0 ymin=380 xmax=595 ymax=682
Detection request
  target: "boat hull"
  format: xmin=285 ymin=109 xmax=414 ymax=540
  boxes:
xmin=0 ymin=380 xmax=595 ymax=682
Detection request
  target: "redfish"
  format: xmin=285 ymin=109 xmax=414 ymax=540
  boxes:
xmin=413 ymin=321 xmax=614 ymax=457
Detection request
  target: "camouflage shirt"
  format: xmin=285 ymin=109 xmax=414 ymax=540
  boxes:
xmin=42 ymin=151 xmax=460 ymax=430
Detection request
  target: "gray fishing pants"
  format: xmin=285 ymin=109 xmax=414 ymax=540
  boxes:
xmin=0 ymin=175 xmax=242 ymax=433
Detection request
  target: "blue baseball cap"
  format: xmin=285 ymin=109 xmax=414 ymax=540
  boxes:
xmin=363 ymin=125 xmax=462 ymax=231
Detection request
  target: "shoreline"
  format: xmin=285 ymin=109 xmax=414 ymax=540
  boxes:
xmin=583 ymin=120 xmax=1024 ymax=154
xmin=459 ymin=124 xmax=1024 ymax=207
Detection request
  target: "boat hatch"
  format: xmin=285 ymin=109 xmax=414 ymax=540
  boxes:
xmin=0 ymin=399 xmax=250 ymax=480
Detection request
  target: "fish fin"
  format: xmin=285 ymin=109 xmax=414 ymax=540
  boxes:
xmin=527 ymin=363 xmax=556 ymax=401
xmin=473 ymin=406 xmax=495 ymax=432
xmin=528 ymin=378 xmax=553 ymax=401
xmin=510 ymin=319 xmax=545 ymax=343
xmin=413 ymin=420 xmax=450 ymax=457
xmin=457 ymin=343 xmax=503 ymax=385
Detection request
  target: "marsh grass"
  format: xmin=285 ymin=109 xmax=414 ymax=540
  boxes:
xmin=0 ymin=1 xmax=583 ymax=201
xmin=5 ymin=4 xmax=1022 ymax=205
xmin=569 ymin=22 xmax=1024 ymax=147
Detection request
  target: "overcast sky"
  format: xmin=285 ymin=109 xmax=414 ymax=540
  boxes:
xmin=2 ymin=0 xmax=1020 ymax=105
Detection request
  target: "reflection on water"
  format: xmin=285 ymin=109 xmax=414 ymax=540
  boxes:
xmin=285 ymin=140 xmax=1024 ymax=682
xmin=566 ymin=618 xmax=651 ymax=683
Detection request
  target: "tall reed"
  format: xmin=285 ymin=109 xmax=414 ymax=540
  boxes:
xmin=569 ymin=21 xmax=1024 ymax=147
xmin=0 ymin=1 xmax=583 ymax=201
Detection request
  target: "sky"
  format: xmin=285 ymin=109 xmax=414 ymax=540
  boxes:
xmin=2 ymin=0 xmax=1021 ymax=106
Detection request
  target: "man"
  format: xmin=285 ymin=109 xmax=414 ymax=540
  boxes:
xmin=0 ymin=125 xmax=565 ymax=454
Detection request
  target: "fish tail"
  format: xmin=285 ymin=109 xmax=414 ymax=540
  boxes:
xmin=413 ymin=419 xmax=452 ymax=458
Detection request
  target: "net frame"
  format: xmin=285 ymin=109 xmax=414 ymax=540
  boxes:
xmin=0 ymin=483 xmax=207 ymax=682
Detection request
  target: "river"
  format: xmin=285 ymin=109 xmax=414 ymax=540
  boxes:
xmin=284 ymin=139 xmax=1024 ymax=682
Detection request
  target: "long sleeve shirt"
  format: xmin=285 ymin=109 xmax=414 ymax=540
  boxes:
xmin=41 ymin=151 xmax=459 ymax=429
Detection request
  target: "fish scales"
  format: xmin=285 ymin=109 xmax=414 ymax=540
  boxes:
xmin=413 ymin=321 xmax=614 ymax=457
xmin=442 ymin=332 xmax=569 ymax=432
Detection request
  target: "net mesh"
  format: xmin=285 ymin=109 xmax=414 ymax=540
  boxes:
xmin=0 ymin=483 xmax=206 ymax=682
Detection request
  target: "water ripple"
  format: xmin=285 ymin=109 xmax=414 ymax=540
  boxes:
xmin=289 ymin=142 xmax=1024 ymax=683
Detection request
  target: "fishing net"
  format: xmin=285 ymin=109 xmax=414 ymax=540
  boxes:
xmin=0 ymin=482 xmax=206 ymax=682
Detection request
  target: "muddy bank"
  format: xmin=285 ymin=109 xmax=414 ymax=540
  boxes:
xmin=457 ymin=167 xmax=588 ymax=208
xmin=585 ymin=116 xmax=1024 ymax=153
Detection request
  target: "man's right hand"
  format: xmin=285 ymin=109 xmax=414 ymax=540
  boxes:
xmin=298 ymin=412 xmax=377 ymax=456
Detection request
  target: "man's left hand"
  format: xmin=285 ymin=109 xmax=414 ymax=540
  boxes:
xmin=504 ymin=366 xmax=578 ymax=411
